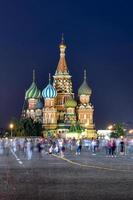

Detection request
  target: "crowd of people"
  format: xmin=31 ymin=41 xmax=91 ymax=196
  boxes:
xmin=0 ymin=136 xmax=130 ymax=160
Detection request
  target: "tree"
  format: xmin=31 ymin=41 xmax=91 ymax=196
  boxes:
xmin=69 ymin=121 xmax=84 ymax=133
xmin=76 ymin=121 xmax=83 ymax=133
xmin=32 ymin=121 xmax=42 ymax=137
xmin=9 ymin=117 xmax=42 ymax=137
xmin=110 ymin=123 xmax=126 ymax=138
xmin=22 ymin=118 xmax=42 ymax=136
xmin=9 ymin=118 xmax=25 ymax=137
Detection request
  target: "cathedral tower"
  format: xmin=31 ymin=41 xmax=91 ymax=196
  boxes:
xmin=24 ymin=70 xmax=42 ymax=120
xmin=42 ymin=74 xmax=57 ymax=130
xmin=77 ymin=70 xmax=95 ymax=131
xmin=53 ymin=36 xmax=74 ymax=122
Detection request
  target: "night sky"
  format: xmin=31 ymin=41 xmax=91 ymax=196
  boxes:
xmin=0 ymin=0 xmax=133 ymax=129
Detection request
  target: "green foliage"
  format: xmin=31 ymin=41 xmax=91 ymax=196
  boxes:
xmin=110 ymin=123 xmax=126 ymax=138
xmin=10 ymin=118 xmax=24 ymax=137
xmin=9 ymin=117 xmax=42 ymax=137
xmin=69 ymin=121 xmax=83 ymax=133
xmin=76 ymin=121 xmax=83 ymax=133
xmin=69 ymin=124 xmax=77 ymax=132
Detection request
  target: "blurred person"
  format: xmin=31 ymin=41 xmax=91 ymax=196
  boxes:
xmin=76 ymin=139 xmax=82 ymax=155
xmin=91 ymin=138 xmax=97 ymax=155
xmin=26 ymin=139 xmax=33 ymax=160
xmin=4 ymin=138 xmax=10 ymax=156
xmin=120 ymin=138 xmax=125 ymax=155
xmin=0 ymin=138 xmax=4 ymax=155
xmin=111 ymin=139 xmax=116 ymax=157
xmin=106 ymin=139 xmax=112 ymax=157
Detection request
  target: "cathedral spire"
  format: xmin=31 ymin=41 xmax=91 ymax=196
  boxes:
xmin=61 ymin=33 xmax=64 ymax=45
xmin=56 ymin=34 xmax=68 ymax=74
xmin=33 ymin=69 xmax=35 ymax=82
xmin=59 ymin=33 xmax=66 ymax=58
xmin=84 ymin=69 xmax=87 ymax=81
xmin=49 ymin=73 xmax=51 ymax=84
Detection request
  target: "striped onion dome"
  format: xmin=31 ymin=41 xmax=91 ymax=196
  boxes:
xmin=25 ymin=70 xmax=42 ymax=99
xmin=65 ymin=97 xmax=77 ymax=108
xmin=78 ymin=69 xmax=92 ymax=96
xmin=42 ymin=74 xmax=57 ymax=99
xmin=25 ymin=82 xmax=41 ymax=99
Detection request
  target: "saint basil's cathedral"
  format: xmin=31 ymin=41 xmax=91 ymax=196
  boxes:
xmin=22 ymin=37 xmax=96 ymax=138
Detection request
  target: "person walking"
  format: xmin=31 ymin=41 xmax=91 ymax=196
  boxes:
xmin=120 ymin=138 xmax=125 ymax=155
xmin=91 ymin=138 xmax=97 ymax=155
xmin=0 ymin=138 xmax=4 ymax=155
xmin=76 ymin=139 xmax=82 ymax=155
xmin=26 ymin=139 xmax=33 ymax=160
xmin=111 ymin=139 xmax=116 ymax=157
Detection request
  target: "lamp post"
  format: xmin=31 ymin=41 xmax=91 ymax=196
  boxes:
xmin=9 ymin=123 xmax=14 ymax=137
xmin=107 ymin=125 xmax=113 ymax=130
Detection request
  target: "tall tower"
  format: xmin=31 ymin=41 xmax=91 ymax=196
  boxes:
xmin=42 ymin=74 xmax=57 ymax=130
xmin=53 ymin=35 xmax=73 ymax=122
xmin=77 ymin=70 xmax=95 ymax=131
xmin=24 ymin=70 xmax=42 ymax=120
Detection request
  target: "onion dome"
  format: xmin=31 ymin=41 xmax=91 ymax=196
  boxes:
xmin=35 ymin=100 xmax=43 ymax=109
xmin=65 ymin=96 xmax=77 ymax=108
xmin=78 ymin=69 xmax=92 ymax=96
xmin=42 ymin=74 xmax=57 ymax=99
xmin=25 ymin=70 xmax=42 ymax=99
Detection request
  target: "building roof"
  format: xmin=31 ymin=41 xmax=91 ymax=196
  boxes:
xmin=42 ymin=74 xmax=57 ymax=99
xmin=78 ymin=70 xmax=92 ymax=96
xmin=65 ymin=96 xmax=77 ymax=108
xmin=25 ymin=70 xmax=42 ymax=99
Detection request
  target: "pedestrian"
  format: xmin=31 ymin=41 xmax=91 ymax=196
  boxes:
xmin=96 ymin=137 xmax=100 ymax=151
xmin=120 ymin=138 xmax=125 ymax=155
xmin=4 ymin=138 xmax=10 ymax=156
xmin=12 ymin=138 xmax=17 ymax=153
xmin=60 ymin=145 xmax=65 ymax=157
xmin=26 ymin=139 xmax=33 ymax=160
xmin=0 ymin=138 xmax=4 ymax=155
xmin=111 ymin=139 xmax=116 ymax=157
xmin=106 ymin=139 xmax=112 ymax=157
xmin=91 ymin=138 xmax=96 ymax=155
xmin=48 ymin=145 xmax=53 ymax=154
xmin=76 ymin=139 xmax=82 ymax=155
xmin=54 ymin=145 xmax=59 ymax=154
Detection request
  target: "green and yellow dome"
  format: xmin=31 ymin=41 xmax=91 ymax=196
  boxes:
xmin=25 ymin=70 xmax=41 ymax=99
xmin=78 ymin=70 xmax=92 ymax=96
xmin=65 ymin=97 xmax=77 ymax=108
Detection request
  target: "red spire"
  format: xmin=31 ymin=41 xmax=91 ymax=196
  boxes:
xmin=56 ymin=34 xmax=68 ymax=74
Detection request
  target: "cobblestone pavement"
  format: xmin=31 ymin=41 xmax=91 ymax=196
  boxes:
xmin=0 ymin=149 xmax=133 ymax=200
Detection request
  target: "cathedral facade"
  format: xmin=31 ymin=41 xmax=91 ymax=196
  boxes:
xmin=22 ymin=37 xmax=96 ymax=138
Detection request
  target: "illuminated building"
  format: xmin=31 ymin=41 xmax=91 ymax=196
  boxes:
xmin=22 ymin=36 xmax=96 ymax=138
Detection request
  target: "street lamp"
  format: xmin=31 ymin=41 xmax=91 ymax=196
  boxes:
xmin=9 ymin=123 xmax=14 ymax=137
xmin=107 ymin=125 xmax=113 ymax=130
xmin=129 ymin=129 xmax=133 ymax=134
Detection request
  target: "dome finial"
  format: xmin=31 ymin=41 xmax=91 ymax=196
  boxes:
xmin=61 ymin=33 xmax=64 ymax=45
xmin=59 ymin=33 xmax=66 ymax=59
xmin=49 ymin=73 xmax=51 ymax=84
xmin=33 ymin=69 xmax=35 ymax=82
xmin=84 ymin=69 xmax=86 ymax=81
